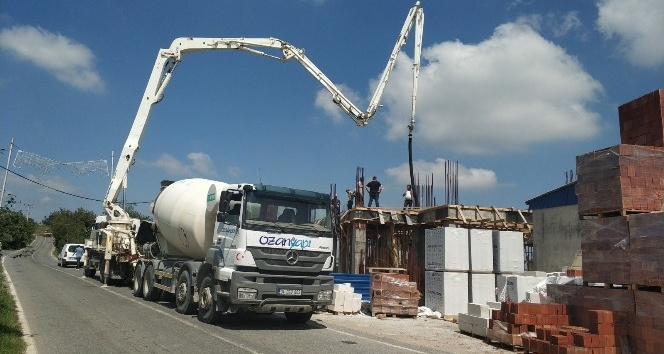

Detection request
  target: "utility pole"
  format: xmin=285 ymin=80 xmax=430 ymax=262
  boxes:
xmin=0 ymin=138 xmax=14 ymax=208
xmin=25 ymin=204 xmax=33 ymax=220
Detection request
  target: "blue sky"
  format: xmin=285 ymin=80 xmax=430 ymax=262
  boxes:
xmin=1 ymin=0 xmax=663 ymax=222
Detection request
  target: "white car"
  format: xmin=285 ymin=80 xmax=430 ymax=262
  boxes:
xmin=58 ymin=243 xmax=85 ymax=267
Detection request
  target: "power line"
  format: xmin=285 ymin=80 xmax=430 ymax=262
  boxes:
xmin=0 ymin=164 xmax=151 ymax=204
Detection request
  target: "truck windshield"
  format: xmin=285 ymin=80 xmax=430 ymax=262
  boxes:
xmin=243 ymin=190 xmax=332 ymax=235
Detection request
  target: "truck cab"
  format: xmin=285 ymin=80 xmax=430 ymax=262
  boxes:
xmin=200 ymin=184 xmax=335 ymax=323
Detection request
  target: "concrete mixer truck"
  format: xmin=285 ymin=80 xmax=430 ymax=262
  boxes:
xmin=83 ymin=2 xmax=423 ymax=324
xmin=131 ymin=178 xmax=334 ymax=323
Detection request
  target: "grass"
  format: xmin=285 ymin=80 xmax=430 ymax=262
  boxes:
xmin=0 ymin=260 xmax=27 ymax=354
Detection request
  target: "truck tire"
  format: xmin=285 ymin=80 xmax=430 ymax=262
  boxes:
xmin=142 ymin=265 xmax=161 ymax=301
xmin=175 ymin=270 xmax=196 ymax=314
xmin=84 ymin=268 xmax=96 ymax=278
xmin=284 ymin=311 xmax=313 ymax=324
xmin=132 ymin=264 xmax=143 ymax=297
xmin=197 ymin=273 xmax=220 ymax=324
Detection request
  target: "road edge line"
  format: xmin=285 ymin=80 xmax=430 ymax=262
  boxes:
xmin=2 ymin=249 xmax=38 ymax=354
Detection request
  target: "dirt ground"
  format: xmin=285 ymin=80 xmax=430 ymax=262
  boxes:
xmin=313 ymin=310 xmax=512 ymax=354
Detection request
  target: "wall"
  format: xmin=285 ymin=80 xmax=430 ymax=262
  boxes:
xmin=532 ymin=204 xmax=580 ymax=272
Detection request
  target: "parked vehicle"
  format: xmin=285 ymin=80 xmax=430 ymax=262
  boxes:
xmin=58 ymin=244 xmax=85 ymax=267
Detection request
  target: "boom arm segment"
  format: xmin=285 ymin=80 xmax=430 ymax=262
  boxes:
xmin=103 ymin=2 xmax=424 ymax=219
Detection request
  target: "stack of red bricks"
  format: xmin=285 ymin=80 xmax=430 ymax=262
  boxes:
xmin=577 ymin=89 xmax=664 ymax=216
xmin=523 ymin=309 xmax=625 ymax=354
xmin=546 ymin=88 xmax=664 ymax=353
xmin=633 ymin=291 xmax=664 ymax=353
xmin=547 ymin=284 xmax=664 ymax=353
xmin=619 ymin=89 xmax=664 ymax=147
xmin=566 ymin=269 xmax=583 ymax=278
xmin=576 ymin=144 xmax=664 ymax=216
xmin=579 ymin=216 xmax=630 ymax=285
xmin=370 ymin=270 xmax=420 ymax=317
xmin=488 ymin=303 xmax=570 ymax=348
xmin=489 ymin=302 xmax=626 ymax=353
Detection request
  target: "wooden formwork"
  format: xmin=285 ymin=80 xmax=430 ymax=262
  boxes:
xmin=336 ymin=204 xmax=532 ymax=298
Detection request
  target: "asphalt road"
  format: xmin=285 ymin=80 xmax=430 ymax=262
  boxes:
xmin=3 ymin=237 xmax=448 ymax=354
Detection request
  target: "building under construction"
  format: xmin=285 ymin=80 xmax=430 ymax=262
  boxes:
xmin=335 ymin=204 xmax=533 ymax=295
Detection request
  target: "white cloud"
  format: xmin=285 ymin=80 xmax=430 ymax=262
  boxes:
xmin=6 ymin=172 xmax=78 ymax=194
xmin=40 ymin=175 xmax=79 ymax=194
xmin=227 ymin=166 xmax=241 ymax=178
xmin=552 ymin=12 xmax=582 ymax=38
xmin=597 ymin=0 xmax=664 ymax=68
xmin=315 ymin=83 xmax=363 ymax=124
xmin=152 ymin=154 xmax=185 ymax=176
xmin=385 ymin=158 xmax=498 ymax=191
xmin=149 ymin=153 xmax=217 ymax=177
xmin=187 ymin=152 xmax=216 ymax=175
xmin=378 ymin=20 xmax=602 ymax=155
xmin=0 ymin=25 xmax=104 ymax=91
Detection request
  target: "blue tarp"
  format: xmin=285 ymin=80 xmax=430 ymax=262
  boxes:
xmin=332 ymin=273 xmax=371 ymax=301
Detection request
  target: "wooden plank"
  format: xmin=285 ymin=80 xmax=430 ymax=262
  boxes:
xmin=404 ymin=213 xmax=413 ymax=225
xmin=368 ymin=267 xmax=407 ymax=274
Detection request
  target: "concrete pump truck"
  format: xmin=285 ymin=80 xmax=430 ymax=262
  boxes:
xmin=85 ymin=2 xmax=423 ymax=324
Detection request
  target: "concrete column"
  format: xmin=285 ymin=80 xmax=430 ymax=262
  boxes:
xmin=352 ymin=221 xmax=366 ymax=274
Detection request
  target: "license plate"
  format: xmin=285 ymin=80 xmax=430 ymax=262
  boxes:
xmin=277 ymin=288 xmax=301 ymax=296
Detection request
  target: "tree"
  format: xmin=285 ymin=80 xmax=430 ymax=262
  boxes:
xmin=123 ymin=204 xmax=151 ymax=221
xmin=43 ymin=208 xmax=97 ymax=251
xmin=0 ymin=208 xmax=36 ymax=249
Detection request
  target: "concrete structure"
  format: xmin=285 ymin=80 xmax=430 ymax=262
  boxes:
xmin=336 ymin=205 xmax=532 ymax=302
xmin=526 ymin=182 xmax=581 ymax=272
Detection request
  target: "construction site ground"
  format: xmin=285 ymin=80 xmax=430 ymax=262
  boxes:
xmin=314 ymin=310 xmax=510 ymax=354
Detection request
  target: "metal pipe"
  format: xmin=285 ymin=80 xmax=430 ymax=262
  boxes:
xmin=0 ymin=138 xmax=14 ymax=208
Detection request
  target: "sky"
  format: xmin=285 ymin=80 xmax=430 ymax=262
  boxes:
xmin=0 ymin=0 xmax=663 ymax=223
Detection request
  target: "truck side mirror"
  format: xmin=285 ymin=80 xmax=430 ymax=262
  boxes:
xmin=217 ymin=212 xmax=227 ymax=223
xmin=219 ymin=191 xmax=230 ymax=212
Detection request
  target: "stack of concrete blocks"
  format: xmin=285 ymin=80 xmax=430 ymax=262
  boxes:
xmin=492 ymin=230 xmax=525 ymax=273
xmin=469 ymin=229 xmax=496 ymax=306
xmin=458 ymin=302 xmax=501 ymax=337
xmin=525 ymin=272 xmax=582 ymax=304
xmin=496 ymin=271 xmax=547 ymax=303
xmin=425 ymin=227 xmax=502 ymax=316
xmin=327 ymin=282 xmax=362 ymax=314
xmin=526 ymin=288 xmax=544 ymax=304
xmin=424 ymin=227 xmax=469 ymax=316
xmin=493 ymin=230 xmax=529 ymax=303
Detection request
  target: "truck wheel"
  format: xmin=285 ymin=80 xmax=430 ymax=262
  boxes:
xmin=84 ymin=268 xmax=96 ymax=278
xmin=175 ymin=270 xmax=196 ymax=314
xmin=142 ymin=265 xmax=161 ymax=301
xmin=284 ymin=312 xmax=313 ymax=324
xmin=132 ymin=264 xmax=143 ymax=297
xmin=197 ymin=273 xmax=220 ymax=324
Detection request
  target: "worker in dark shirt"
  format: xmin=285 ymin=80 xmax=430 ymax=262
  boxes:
xmin=365 ymin=176 xmax=383 ymax=207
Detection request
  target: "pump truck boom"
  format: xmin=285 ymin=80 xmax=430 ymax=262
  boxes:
xmin=85 ymin=2 xmax=423 ymax=323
